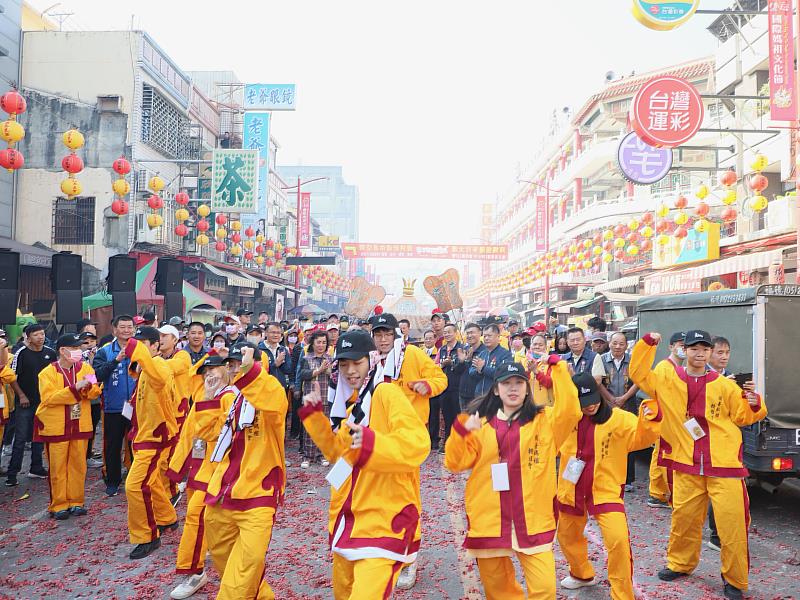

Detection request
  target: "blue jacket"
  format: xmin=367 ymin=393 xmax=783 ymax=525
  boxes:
xmin=92 ymin=339 xmax=135 ymax=414
xmin=259 ymin=343 xmax=294 ymax=387
xmin=469 ymin=344 xmax=513 ymax=397
xmin=562 ymin=347 xmax=600 ymax=377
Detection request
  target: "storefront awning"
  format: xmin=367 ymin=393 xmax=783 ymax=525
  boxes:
xmin=554 ymin=297 xmax=599 ymax=314
xmin=202 ymin=264 xmax=259 ymax=289
xmin=689 ymin=248 xmax=785 ymax=279
xmin=592 ymin=275 xmax=641 ymax=293
xmin=597 ymin=292 xmax=643 ymax=303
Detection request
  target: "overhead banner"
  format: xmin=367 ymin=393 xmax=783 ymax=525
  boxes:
xmin=768 ymin=0 xmax=796 ymax=121
xmin=299 ymin=192 xmax=311 ymax=248
xmin=341 ymin=243 xmax=509 ymax=261
xmin=535 ymin=195 xmax=547 ymax=251
xmin=652 ymin=222 xmax=720 ymax=269
xmin=211 ymin=149 xmax=259 ymax=213
xmin=243 ymin=84 xmax=297 ymax=111
xmin=423 ymin=269 xmax=463 ymax=312
xmin=242 ymin=112 xmax=270 ymax=218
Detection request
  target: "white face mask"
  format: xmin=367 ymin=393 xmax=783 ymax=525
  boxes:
xmin=68 ymin=349 xmax=82 ymax=363
xmin=213 ymin=340 xmax=225 ymax=350
xmin=676 ymin=348 xmax=687 ymax=360
xmin=287 ymin=335 xmax=298 ymax=344
xmin=247 ymin=336 xmax=261 ymax=345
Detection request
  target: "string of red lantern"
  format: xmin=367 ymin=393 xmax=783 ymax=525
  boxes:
xmin=111 ymin=156 xmax=131 ymax=215
xmin=146 ymin=175 xmax=165 ymax=229
xmin=0 ymin=90 xmax=26 ymax=172
xmin=60 ymin=129 xmax=84 ymax=199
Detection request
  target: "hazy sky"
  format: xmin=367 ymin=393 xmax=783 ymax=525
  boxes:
xmin=27 ymin=0 xmax=726 ymax=291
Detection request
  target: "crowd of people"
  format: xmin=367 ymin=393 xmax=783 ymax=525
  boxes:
xmin=0 ymin=306 xmax=765 ymax=600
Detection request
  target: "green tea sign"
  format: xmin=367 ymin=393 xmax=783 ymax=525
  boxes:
xmin=210 ymin=149 xmax=259 ymax=213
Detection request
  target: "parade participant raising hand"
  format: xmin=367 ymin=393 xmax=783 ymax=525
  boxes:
xmin=445 ymin=358 xmax=581 ymax=600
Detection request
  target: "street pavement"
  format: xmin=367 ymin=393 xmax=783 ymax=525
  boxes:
xmin=1 ymin=442 xmax=799 ymax=599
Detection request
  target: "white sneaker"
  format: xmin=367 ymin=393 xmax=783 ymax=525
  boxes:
xmin=395 ymin=561 xmax=417 ymax=590
xmin=300 ymin=460 xmax=310 ymax=469
xmin=321 ymin=459 xmax=330 ymax=467
xmin=2 ymin=446 xmax=11 ymax=457
xmin=285 ymin=459 xmax=292 ymax=467
xmin=86 ymin=458 xmax=103 ymax=468
xmin=170 ymin=572 xmax=208 ymax=599
xmin=561 ymin=575 xmax=597 ymax=590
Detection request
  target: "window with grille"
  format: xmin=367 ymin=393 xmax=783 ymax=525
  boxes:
xmin=140 ymin=84 xmax=199 ymax=159
xmin=52 ymin=197 xmax=95 ymax=245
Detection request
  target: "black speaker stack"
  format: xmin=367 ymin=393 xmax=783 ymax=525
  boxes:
xmin=51 ymin=252 xmax=83 ymax=324
xmin=0 ymin=250 xmax=19 ymax=325
xmin=108 ymin=254 xmax=137 ymax=318
xmin=155 ymin=257 xmax=184 ymax=321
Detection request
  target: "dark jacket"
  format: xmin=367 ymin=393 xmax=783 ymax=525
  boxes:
xmin=457 ymin=343 xmax=485 ymax=402
xmin=260 ymin=343 xmax=294 ymax=388
xmin=469 ymin=344 xmax=513 ymax=397
xmin=92 ymin=339 xmax=135 ymax=413
xmin=436 ymin=342 xmax=465 ymax=394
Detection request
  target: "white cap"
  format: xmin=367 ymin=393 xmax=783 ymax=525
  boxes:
xmin=157 ymin=325 xmax=180 ymax=339
xmin=303 ymin=323 xmax=315 ymax=332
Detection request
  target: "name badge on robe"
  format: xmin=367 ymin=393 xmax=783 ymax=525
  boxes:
xmin=325 ymin=457 xmax=353 ymax=491
xmin=491 ymin=463 xmax=510 ymax=492
xmin=70 ymin=403 xmax=81 ymax=420
xmin=684 ymin=417 xmax=706 ymax=441
xmin=562 ymin=457 xmax=586 ymax=485
xmin=192 ymin=439 xmax=206 ymax=459
xmin=121 ymin=401 xmax=133 ymax=420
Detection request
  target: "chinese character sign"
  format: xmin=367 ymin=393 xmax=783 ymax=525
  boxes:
xmin=617 ymin=131 xmax=673 ymax=185
xmin=243 ymin=84 xmax=297 ymax=111
xmin=768 ymin=0 xmax=796 ymax=121
xmin=629 ymin=76 xmax=704 ymax=148
xmin=340 ymin=243 xmax=508 ymax=261
xmin=423 ymin=269 xmax=463 ymax=311
xmin=211 ymin=150 xmax=259 ymax=213
xmin=535 ymin=195 xmax=547 ymax=251
xmin=631 ymin=0 xmax=700 ymax=31
xmin=299 ymin=192 xmax=311 ymax=248
xmin=242 ymin=112 xmax=270 ymax=215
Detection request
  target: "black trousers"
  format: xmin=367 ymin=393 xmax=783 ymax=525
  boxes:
xmin=2 ymin=408 xmax=15 ymax=446
xmin=428 ymin=396 xmax=442 ymax=449
xmin=7 ymin=405 xmax=43 ymax=476
xmin=289 ymin=387 xmax=301 ymax=438
xmin=86 ymin=403 xmax=102 ymax=458
xmin=103 ymin=412 xmax=130 ymax=487
xmin=441 ymin=389 xmax=461 ymax=445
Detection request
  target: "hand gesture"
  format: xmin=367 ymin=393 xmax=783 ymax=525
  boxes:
xmin=204 ymin=375 xmax=221 ymax=399
xmin=642 ymin=404 xmax=654 ymax=417
xmin=344 ymin=421 xmax=364 ymax=449
xmin=472 ymin=356 xmax=486 ymax=372
xmin=216 ymin=346 xmax=229 ymax=359
xmin=648 ymin=332 xmax=662 ymax=345
xmin=303 ymin=380 xmax=322 ymax=408
xmin=116 ymin=349 xmax=127 ymax=362
xmin=274 ymin=349 xmax=285 ymax=366
xmin=75 ymin=379 xmax=90 ymax=391
xmin=407 ymin=381 xmax=429 ymax=395
xmin=456 ymin=347 xmax=466 ymax=361
xmin=241 ymin=346 xmax=255 ymax=370
xmin=464 ymin=412 xmax=481 ymax=432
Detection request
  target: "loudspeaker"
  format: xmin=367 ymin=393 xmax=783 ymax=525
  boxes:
xmin=112 ymin=291 xmax=137 ymax=319
xmin=164 ymin=292 xmax=183 ymax=322
xmin=51 ymin=252 xmax=82 ymax=292
xmin=155 ymin=258 xmax=183 ymax=295
xmin=55 ymin=290 xmax=83 ymax=324
xmin=108 ymin=255 xmax=137 ymax=292
xmin=0 ymin=251 xmax=19 ymax=325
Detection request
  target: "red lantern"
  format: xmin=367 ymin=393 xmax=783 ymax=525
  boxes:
xmin=721 ymin=207 xmax=737 ymax=223
xmin=231 ymin=232 xmax=241 ymax=244
xmin=641 ymin=239 xmax=653 ymax=252
xmin=674 ymin=226 xmax=688 ymax=239
xmin=613 ymin=224 xmax=626 ymax=237
xmin=614 ymin=249 xmax=625 ymax=260
xmin=265 ymin=258 xmax=274 ymax=267
xmin=749 ymin=174 xmax=768 ymax=193
xmin=592 ymin=233 xmax=602 ymax=246
xmin=626 ymin=232 xmax=640 ymax=243
xmin=214 ymin=241 xmax=227 ymax=252
xmin=215 ymin=214 xmax=227 ymax=226
xmin=603 ymin=241 xmax=613 ymax=252
xmin=245 ymin=226 xmax=255 ymax=237
xmin=174 ymin=223 xmax=189 ymax=237
xmin=656 ymin=219 xmax=670 ymax=233
xmin=0 ymin=90 xmax=26 ymax=115
xmin=641 ymin=213 xmax=654 ymax=225
xmin=694 ymin=202 xmax=710 ymax=217
xmin=147 ymin=195 xmax=164 ymax=210
xmin=0 ymin=148 xmax=24 ymax=171
xmin=255 ymin=245 xmax=264 ymax=255
xmin=720 ymin=169 xmax=737 ymax=187
xmin=196 ymin=218 xmax=210 ymax=232
xmin=674 ymin=195 xmax=688 ymax=209
xmin=244 ymin=251 xmax=254 ymax=261
xmin=112 ymin=157 xmax=131 ymax=175
xmin=61 ymin=153 xmax=84 ymax=174
xmin=174 ymin=191 xmax=190 ymax=205
xmin=111 ymin=199 xmax=129 ymax=215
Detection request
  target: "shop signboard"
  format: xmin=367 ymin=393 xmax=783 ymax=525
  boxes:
xmin=768 ymin=0 xmax=796 ymax=121
xmin=535 ymin=195 xmax=547 ymax=251
xmin=644 ymin=271 xmax=702 ymax=295
xmin=653 ymin=222 xmax=720 ymax=269
xmin=242 ymin=112 xmax=270 ymax=216
xmin=631 ymin=0 xmax=700 ymax=31
xmin=243 ymin=84 xmax=296 ymax=111
xmin=299 ymin=192 xmax=311 ymax=248
xmin=629 ymin=76 xmax=704 ymax=148
xmin=340 ymin=243 xmax=509 ymax=261
xmin=210 ymin=149 xmax=259 ymax=213
xmin=617 ymin=131 xmax=673 ymax=184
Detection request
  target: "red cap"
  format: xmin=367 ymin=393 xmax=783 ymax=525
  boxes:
xmin=133 ymin=316 xmax=145 ymax=325
xmin=532 ymin=320 xmax=547 ymax=333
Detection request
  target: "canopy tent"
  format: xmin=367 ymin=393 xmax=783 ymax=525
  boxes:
xmin=288 ymin=303 xmax=327 ymax=316
xmin=82 ymin=259 xmax=222 ymax=312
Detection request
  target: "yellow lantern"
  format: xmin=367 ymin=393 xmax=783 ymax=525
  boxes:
xmin=256 ymin=234 xmax=265 ymax=243
xmin=0 ymin=120 xmax=25 ymax=144
xmin=175 ymin=208 xmax=190 ymax=222
xmin=196 ymin=233 xmax=209 ymax=245
xmin=216 ymin=227 xmax=227 ymax=239
xmin=266 ymin=249 xmax=275 ymax=258
xmin=148 ymin=175 xmax=165 ymax=193
xmin=628 ymin=218 xmax=640 ymax=231
xmin=674 ymin=211 xmax=688 ymax=225
xmin=230 ymin=244 xmax=242 ymax=256
xmin=62 ymin=129 xmax=85 ymax=150
xmin=255 ymin=255 xmax=265 ymax=265
xmin=146 ymin=213 xmax=163 ymax=229
xmin=275 ymin=242 xmax=283 ymax=252
xmin=60 ymin=177 xmax=82 ymax=198
xmin=614 ymin=237 xmax=626 ymax=249
xmin=722 ymin=189 xmax=737 ymax=206
xmin=112 ymin=178 xmax=130 ymax=196
xmin=582 ymin=260 xmax=592 ymax=270
xmin=592 ymin=246 xmax=603 ymax=256
xmin=657 ymin=234 xmax=670 ymax=246
xmin=627 ymin=245 xmax=640 ymax=256
xmin=244 ymin=239 xmax=254 ymax=250
xmin=602 ymin=229 xmax=614 ymax=241
xmin=656 ymin=203 xmax=670 ymax=218
xmin=197 ymin=204 xmax=211 ymax=218
xmin=694 ymin=218 xmax=709 ymax=233
xmin=751 ymin=154 xmax=768 ymax=172
xmin=568 ymin=264 xmax=577 ymax=272
xmin=749 ymin=195 xmax=768 ymax=211
xmin=230 ymin=221 xmax=242 ymax=232
xmin=695 ymin=185 xmax=709 ymax=200
xmin=602 ymin=252 xmax=613 ymax=263
xmin=640 ymin=225 xmax=654 ymax=238
xmin=582 ymin=239 xmax=592 ymax=250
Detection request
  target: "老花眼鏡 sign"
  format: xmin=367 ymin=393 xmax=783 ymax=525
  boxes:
xmin=631 ymin=0 xmax=700 ymax=31
xmin=243 ymin=84 xmax=296 ymax=111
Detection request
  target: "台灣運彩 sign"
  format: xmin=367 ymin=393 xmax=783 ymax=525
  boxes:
xmin=211 ymin=149 xmax=259 ymax=213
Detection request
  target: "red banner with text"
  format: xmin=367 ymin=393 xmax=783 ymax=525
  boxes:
xmin=768 ymin=0 xmax=796 ymax=121
xmin=299 ymin=192 xmax=311 ymax=248
xmin=341 ymin=242 xmax=508 ymax=261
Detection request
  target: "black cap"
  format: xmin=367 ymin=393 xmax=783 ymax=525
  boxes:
xmin=236 ymin=308 xmax=253 ymax=317
xmin=76 ymin=318 xmax=95 ymax=332
xmin=669 ymin=331 xmax=686 ymax=345
xmin=225 ymin=342 xmax=262 ymax=363
xmin=493 ymin=361 xmax=528 ymax=383
xmin=573 ymin=371 xmax=602 ymax=408
xmin=369 ymin=313 xmax=399 ymax=332
xmin=56 ymin=333 xmax=83 ymax=349
xmin=684 ymin=330 xmax=712 ymax=347
xmin=197 ymin=354 xmax=226 ymax=373
xmin=245 ymin=325 xmax=261 ymax=335
xmin=134 ymin=326 xmax=160 ymax=344
xmin=336 ymin=329 xmax=376 ymax=360
xmin=509 ymin=320 xmax=519 ymax=326
xmin=78 ymin=331 xmax=97 ymax=340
